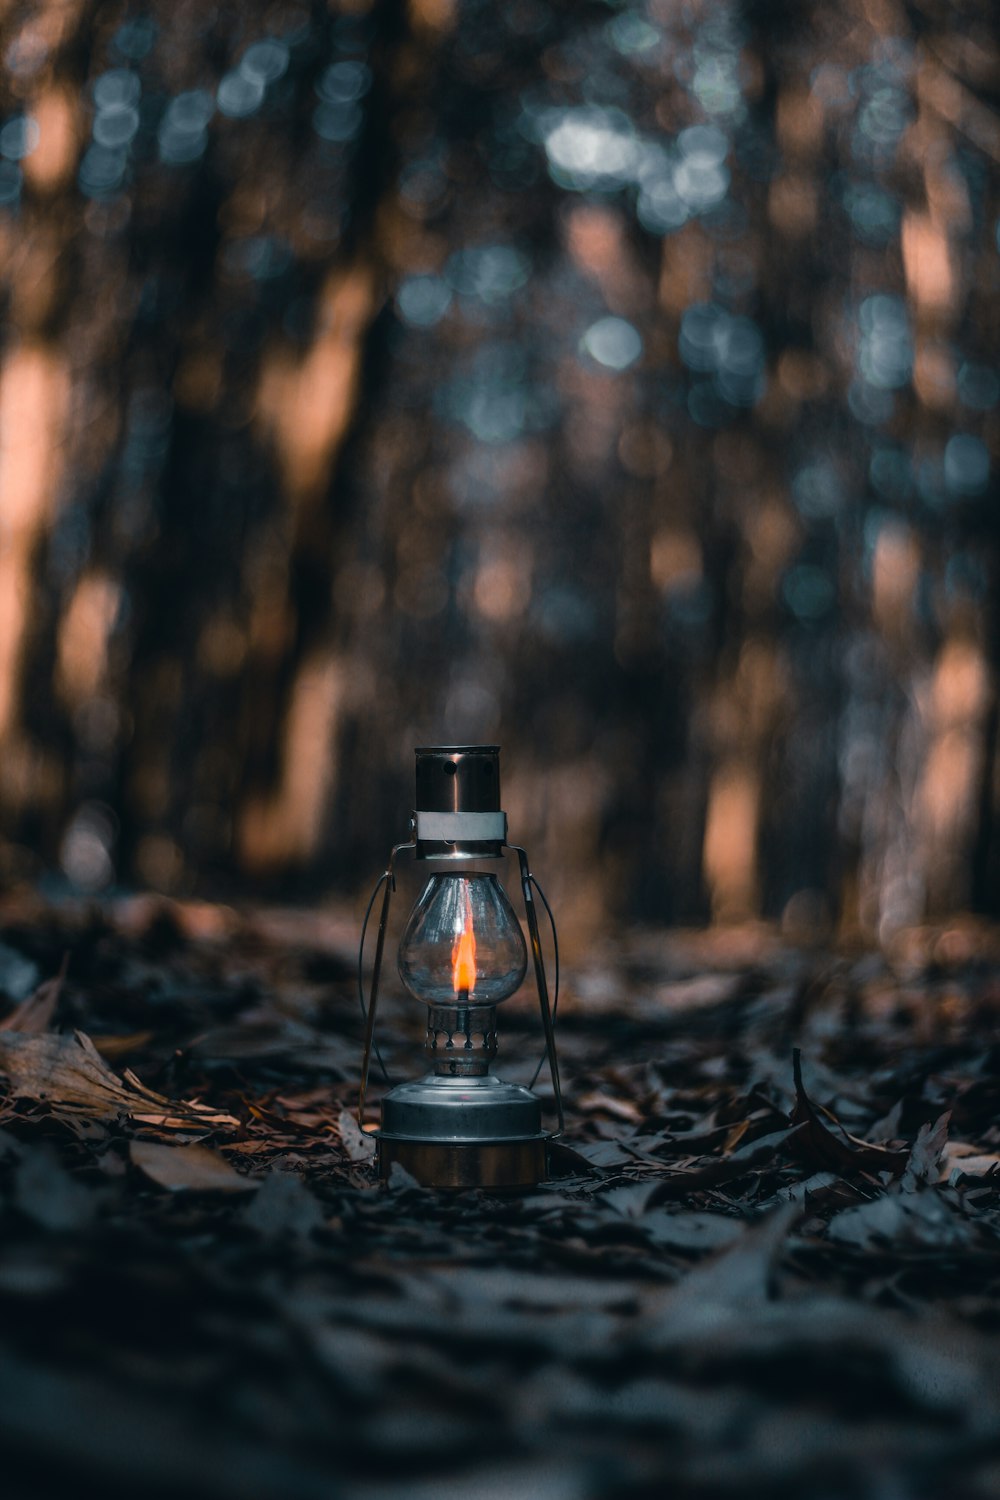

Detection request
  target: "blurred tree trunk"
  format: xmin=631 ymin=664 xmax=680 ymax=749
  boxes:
xmin=0 ymin=0 xmax=996 ymax=939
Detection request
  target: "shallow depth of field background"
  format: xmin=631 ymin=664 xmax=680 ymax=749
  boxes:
xmin=0 ymin=0 xmax=997 ymax=943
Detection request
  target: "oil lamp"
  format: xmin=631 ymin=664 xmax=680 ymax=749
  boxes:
xmin=357 ymin=745 xmax=563 ymax=1188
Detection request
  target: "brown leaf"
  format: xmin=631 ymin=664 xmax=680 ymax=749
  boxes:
xmin=129 ymin=1140 xmax=256 ymax=1193
xmin=791 ymin=1049 xmax=909 ymax=1177
xmin=0 ymin=953 xmax=68 ymax=1034
xmin=576 ymin=1090 xmax=645 ymax=1124
xmin=0 ymin=1029 xmax=240 ymax=1130
xmin=647 ymin=1125 xmax=806 ymax=1203
xmin=938 ymin=1141 xmax=1000 ymax=1183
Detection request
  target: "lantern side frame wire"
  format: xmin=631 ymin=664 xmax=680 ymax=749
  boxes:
xmin=357 ymin=840 xmax=414 ymax=1127
xmin=356 ymin=838 xmax=564 ymax=1136
xmin=356 ymin=870 xmax=394 ymax=1087
xmin=508 ymin=844 xmax=564 ymax=1133
xmin=525 ymin=872 xmax=559 ymax=1092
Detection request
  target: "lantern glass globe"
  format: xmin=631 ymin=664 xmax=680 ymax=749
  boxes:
xmin=398 ymin=872 xmax=527 ymax=1007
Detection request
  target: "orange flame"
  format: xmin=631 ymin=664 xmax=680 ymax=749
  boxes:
xmin=451 ymin=890 xmax=476 ymax=998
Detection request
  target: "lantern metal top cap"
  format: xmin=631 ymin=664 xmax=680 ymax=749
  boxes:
xmin=413 ymin=745 xmax=505 ymax=860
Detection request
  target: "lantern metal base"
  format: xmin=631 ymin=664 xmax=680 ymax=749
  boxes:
xmin=377 ymin=1134 xmax=547 ymax=1189
xmin=376 ymin=1072 xmax=547 ymax=1189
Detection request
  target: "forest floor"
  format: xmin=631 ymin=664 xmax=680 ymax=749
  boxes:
xmin=0 ymin=893 xmax=998 ymax=1500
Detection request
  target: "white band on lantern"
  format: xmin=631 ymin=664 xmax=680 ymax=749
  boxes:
xmin=414 ymin=811 xmax=507 ymax=843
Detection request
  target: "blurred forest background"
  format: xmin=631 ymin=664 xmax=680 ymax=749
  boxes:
xmin=0 ymin=0 xmax=997 ymax=942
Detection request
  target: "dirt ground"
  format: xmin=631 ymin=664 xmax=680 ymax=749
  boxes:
xmin=0 ymin=894 xmax=998 ymax=1500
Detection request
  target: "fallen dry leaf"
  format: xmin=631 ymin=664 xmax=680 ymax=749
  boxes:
xmin=337 ymin=1106 xmax=376 ymax=1162
xmin=129 ymin=1140 xmax=256 ymax=1193
xmin=576 ymin=1089 xmax=645 ymax=1124
xmin=0 ymin=1029 xmax=240 ymax=1130
xmin=939 ymin=1141 xmax=1000 ymax=1182
xmin=791 ymin=1049 xmax=909 ymax=1177
xmin=0 ymin=896 xmax=997 ymax=1500
xmin=901 ymin=1112 xmax=950 ymax=1189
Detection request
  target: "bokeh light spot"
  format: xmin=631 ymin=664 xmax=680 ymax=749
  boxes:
xmin=446 ymin=246 xmax=530 ymax=304
xmin=944 ymin=435 xmax=990 ymax=498
xmin=714 ymin=318 xmax=765 ymax=406
xmin=93 ymin=104 xmax=140 ymax=149
xmin=678 ymin=124 xmax=729 ymax=166
xmin=93 ymin=70 xmax=141 ymax=110
xmin=848 ymin=379 xmax=895 ymax=426
xmin=165 ymin=90 xmax=214 ymax=132
xmin=607 ymin=15 xmax=661 ymax=56
xmin=113 ymin=18 xmax=156 ymax=60
xmin=313 ymin=102 xmax=363 ymax=143
xmin=691 ymin=55 xmax=742 ymax=116
xmin=843 ymin=180 xmax=899 ymax=244
xmin=674 ymin=154 xmax=729 ymax=212
xmin=679 ymin=304 xmax=726 ymax=372
xmin=159 ymin=90 xmax=213 ymax=164
xmin=397 ymin=275 xmax=453 ymax=328
xmin=858 ymin=294 xmax=912 ymax=390
xmin=858 ymin=86 xmax=910 ymax=147
xmin=0 ymin=115 xmax=40 ymax=162
xmin=581 ymin=316 xmax=643 ymax=371
xmin=637 ymin=173 xmax=689 ymax=234
xmin=5 ymin=31 xmax=49 ymax=79
xmin=792 ymin=459 xmax=844 ymax=520
xmin=544 ymin=106 xmax=637 ymax=190
xmin=217 ymin=72 xmax=265 ymax=119
xmin=240 ymin=40 xmax=289 ymax=85
xmin=78 ymin=144 xmax=127 ymax=197
xmin=442 ymin=345 xmax=535 ymax=444
xmin=61 ymin=804 xmax=116 ymax=892
xmin=317 ymin=61 xmax=371 ymax=104
xmin=783 ymin=564 xmax=835 ymax=622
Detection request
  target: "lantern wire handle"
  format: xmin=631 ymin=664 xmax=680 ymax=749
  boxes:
xmin=357 ymin=841 xmax=413 ymax=1128
xmin=509 ymin=844 xmax=564 ymax=1134
xmin=527 ymin=874 xmax=559 ymax=1091
xmin=357 ymin=871 xmax=392 ymax=1086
